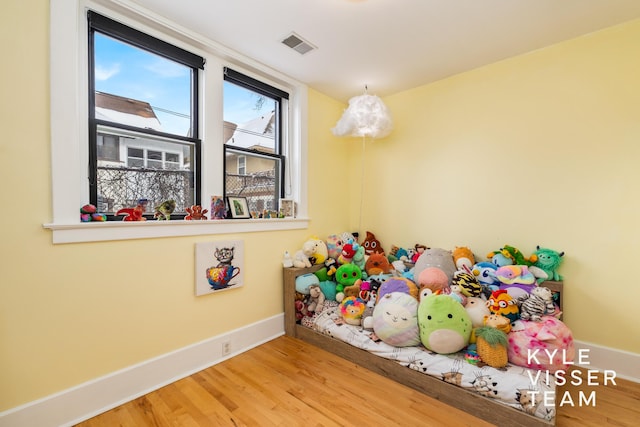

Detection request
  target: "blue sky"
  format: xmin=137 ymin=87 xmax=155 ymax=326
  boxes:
xmin=94 ymin=33 xmax=272 ymax=136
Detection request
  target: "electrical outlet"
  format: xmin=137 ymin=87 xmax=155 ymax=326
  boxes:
xmin=222 ymin=340 xmax=231 ymax=356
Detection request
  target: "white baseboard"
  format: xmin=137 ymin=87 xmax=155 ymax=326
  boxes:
xmin=574 ymin=340 xmax=640 ymax=383
xmin=0 ymin=314 xmax=285 ymax=427
xmin=2 ymin=320 xmax=637 ymax=427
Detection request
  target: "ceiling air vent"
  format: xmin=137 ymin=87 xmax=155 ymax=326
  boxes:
xmin=281 ymin=32 xmax=316 ymax=55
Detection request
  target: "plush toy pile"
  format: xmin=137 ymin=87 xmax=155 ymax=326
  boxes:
xmin=288 ymin=233 xmax=573 ymax=372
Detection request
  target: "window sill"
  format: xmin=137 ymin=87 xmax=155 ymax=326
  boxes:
xmin=43 ymin=218 xmax=310 ymax=244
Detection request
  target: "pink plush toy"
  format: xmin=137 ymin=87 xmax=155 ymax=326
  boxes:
xmin=417 ymin=267 xmax=449 ymax=295
xmin=507 ymin=315 xmax=575 ymax=373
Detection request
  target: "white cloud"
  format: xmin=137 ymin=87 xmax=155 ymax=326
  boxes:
xmin=144 ymin=57 xmax=189 ymax=78
xmin=95 ymin=63 xmax=121 ymax=81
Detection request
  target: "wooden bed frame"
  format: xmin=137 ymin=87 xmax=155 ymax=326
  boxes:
xmin=283 ymin=265 xmax=563 ymax=427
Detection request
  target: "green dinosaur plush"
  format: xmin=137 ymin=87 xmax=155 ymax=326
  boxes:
xmin=533 ymin=246 xmax=565 ymax=282
xmin=501 ymin=245 xmax=537 ymax=266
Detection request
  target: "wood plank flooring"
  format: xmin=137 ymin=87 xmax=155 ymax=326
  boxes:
xmin=75 ymin=336 xmax=639 ymax=427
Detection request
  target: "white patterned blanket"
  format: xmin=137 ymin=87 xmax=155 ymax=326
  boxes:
xmin=305 ymin=305 xmax=556 ymax=422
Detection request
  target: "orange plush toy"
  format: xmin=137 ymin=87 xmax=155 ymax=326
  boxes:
xmin=453 ymin=246 xmax=475 ymax=271
xmin=365 ymin=253 xmax=393 ymax=276
xmin=185 ymin=204 xmax=208 ymax=220
xmin=486 ymin=289 xmax=519 ymax=323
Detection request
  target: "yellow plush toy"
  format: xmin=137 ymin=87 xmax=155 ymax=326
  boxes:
xmin=474 ymin=314 xmax=511 ymax=368
xmin=309 ymin=236 xmax=328 ymax=265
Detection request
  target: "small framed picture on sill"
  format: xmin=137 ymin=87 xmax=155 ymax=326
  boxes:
xmin=227 ymin=196 xmax=250 ymax=219
xmin=279 ymin=199 xmax=295 ymax=218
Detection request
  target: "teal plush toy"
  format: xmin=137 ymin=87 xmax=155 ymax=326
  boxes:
xmin=318 ymin=281 xmax=337 ymax=301
xmin=418 ymin=295 xmax=472 ymax=354
xmin=352 ymin=244 xmax=367 ymax=278
xmin=532 ymin=246 xmax=565 ymax=282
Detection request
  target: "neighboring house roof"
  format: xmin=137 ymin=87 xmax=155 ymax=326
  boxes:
xmin=95 ymin=91 xmax=162 ymax=131
xmin=226 ymin=111 xmax=275 ymax=152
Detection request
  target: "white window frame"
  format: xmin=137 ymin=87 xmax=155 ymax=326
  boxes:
xmin=45 ymin=0 xmax=309 ymax=243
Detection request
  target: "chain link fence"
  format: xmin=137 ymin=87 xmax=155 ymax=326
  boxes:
xmin=97 ymin=166 xmax=194 ymax=214
xmin=97 ymin=167 xmax=277 ymax=218
xmin=225 ymin=170 xmax=277 ymax=216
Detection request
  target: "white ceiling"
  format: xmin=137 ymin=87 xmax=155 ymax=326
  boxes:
xmin=130 ymin=0 xmax=640 ymax=102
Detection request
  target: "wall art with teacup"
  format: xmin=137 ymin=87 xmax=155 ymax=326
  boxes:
xmin=195 ymin=240 xmax=244 ymax=296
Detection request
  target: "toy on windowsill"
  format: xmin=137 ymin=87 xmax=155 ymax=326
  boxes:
xmin=116 ymin=198 xmax=148 ymax=221
xmin=210 ymin=196 xmax=227 ymax=220
xmin=80 ymin=204 xmax=106 ymax=222
xmin=185 ymin=204 xmax=208 ymax=220
xmin=154 ymin=199 xmax=176 ymax=220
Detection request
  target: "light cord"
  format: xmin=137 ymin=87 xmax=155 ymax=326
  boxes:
xmin=358 ymin=134 xmax=366 ymax=236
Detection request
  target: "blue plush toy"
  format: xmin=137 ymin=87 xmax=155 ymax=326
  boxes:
xmin=295 ymin=273 xmax=320 ymax=295
xmin=486 ymin=250 xmax=513 ymax=267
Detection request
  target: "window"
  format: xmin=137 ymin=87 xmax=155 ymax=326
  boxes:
xmin=96 ymin=133 xmax=120 ymax=162
xmin=88 ymin=11 xmax=204 ymax=219
xmin=223 ymin=68 xmax=287 ymax=217
xmin=47 ymin=0 xmax=308 ymax=243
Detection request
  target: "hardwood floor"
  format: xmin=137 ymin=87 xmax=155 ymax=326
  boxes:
xmin=75 ymin=336 xmax=639 ymax=427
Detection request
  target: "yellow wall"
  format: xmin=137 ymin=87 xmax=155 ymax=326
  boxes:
xmin=361 ymin=19 xmax=640 ymax=354
xmin=2 ymin=0 xmax=639 ymax=414
xmin=0 ymin=0 xmax=349 ymax=410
